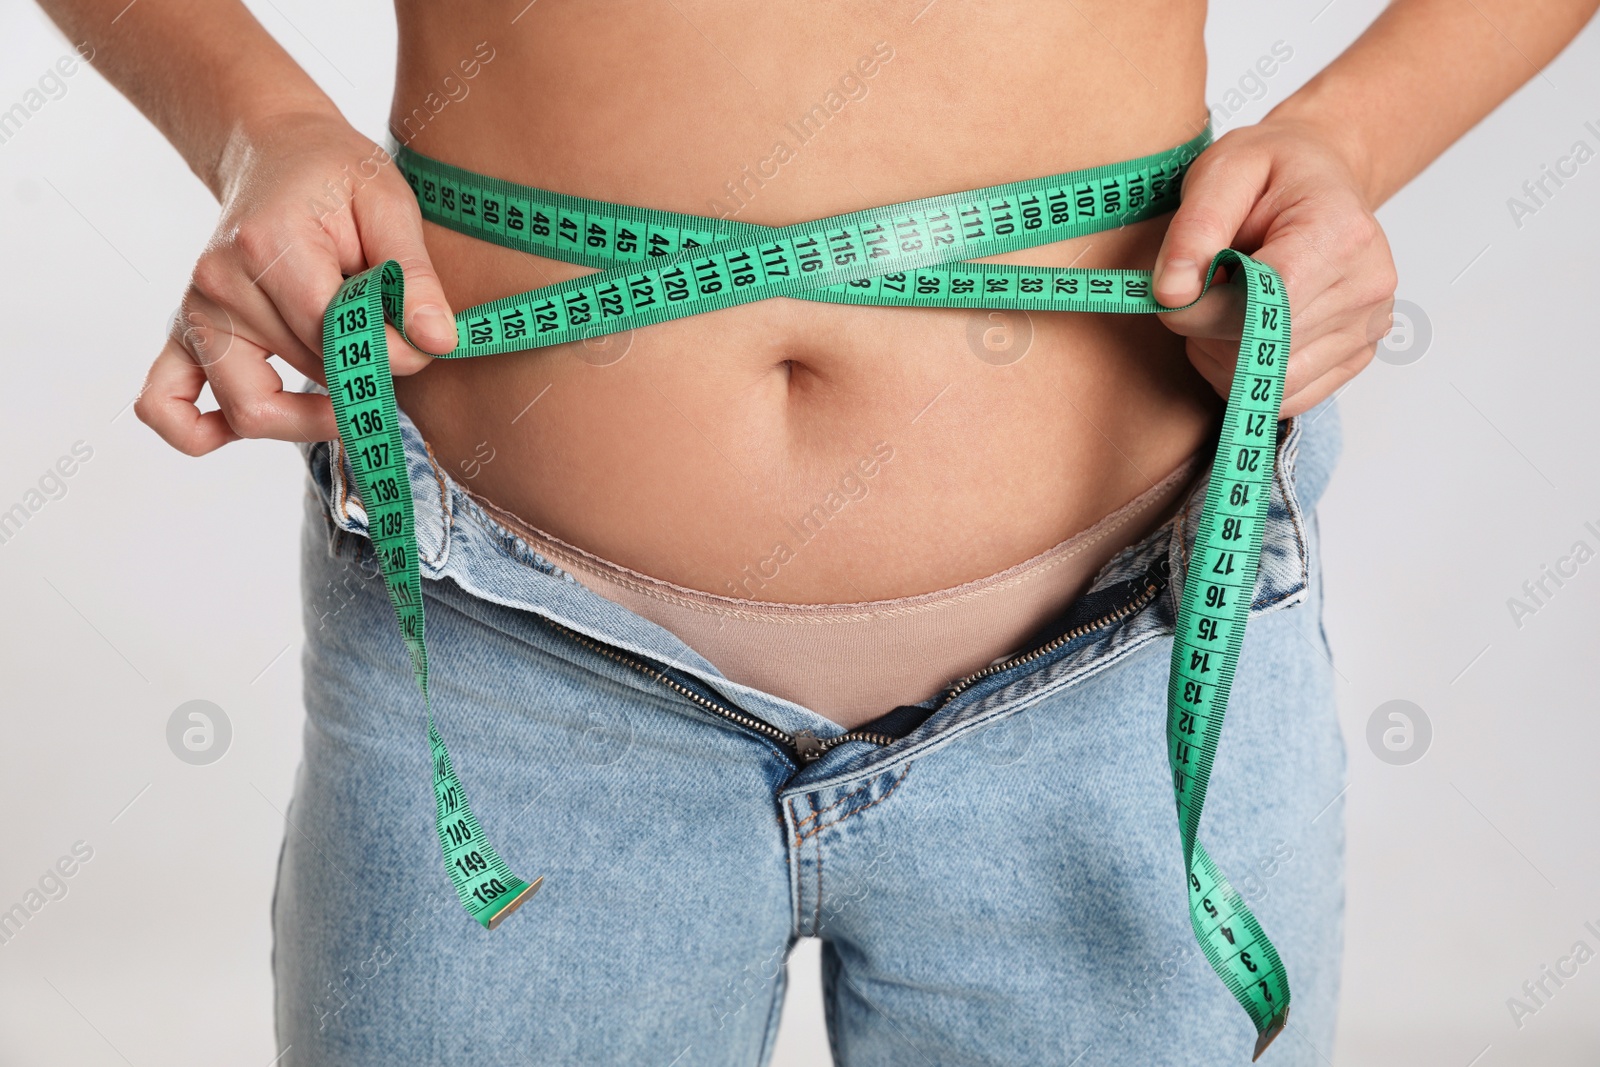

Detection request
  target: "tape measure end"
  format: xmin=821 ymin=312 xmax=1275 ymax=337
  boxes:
xmin=484 ymin=876 xmax=544 ymax=931
xmin=1251 ymin=1007 xmax=1289 ymax=1062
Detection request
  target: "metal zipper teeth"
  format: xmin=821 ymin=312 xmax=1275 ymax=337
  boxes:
xmin=893 ymin=575 xmax=1166 ymax=729
xmin=538 ymin=572 xmax=1161 ymax=760
xmin=539 ymin=616 xmax=799 ymax=748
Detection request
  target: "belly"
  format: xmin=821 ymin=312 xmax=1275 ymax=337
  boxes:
xmin=390 ymin=0 xmax=1219 ymax=602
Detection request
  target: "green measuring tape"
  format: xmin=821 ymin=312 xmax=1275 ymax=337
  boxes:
xmin=320 ymin=127 xmax=1292 ymax=1054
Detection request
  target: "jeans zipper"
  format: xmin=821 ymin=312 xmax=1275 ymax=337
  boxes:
xmin=929 ymin=562 xmax=1167 ymax=713
xmin=534 ymin=561 xmax=1165 ymax=765
xmin=533 ymin=617 xmax=854 ymax=754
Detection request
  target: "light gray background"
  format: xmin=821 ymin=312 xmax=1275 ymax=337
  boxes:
xmin=3 ymin=1 xmax=1598 ymax=1063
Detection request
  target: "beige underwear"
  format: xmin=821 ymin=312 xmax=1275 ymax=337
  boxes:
xmin=467 ymin=456 xmax=1200 ymax=729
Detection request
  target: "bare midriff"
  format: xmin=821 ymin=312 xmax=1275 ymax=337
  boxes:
xmin=389 ymin=0 xmax=1218 ymax=605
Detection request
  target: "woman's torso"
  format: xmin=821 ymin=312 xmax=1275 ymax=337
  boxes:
xmin=390 ymin=0 xmax=1217 ymax=603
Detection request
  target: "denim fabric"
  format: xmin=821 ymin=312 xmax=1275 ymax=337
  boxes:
xmin=273 ymin=400 xmax=1346 ymax=1066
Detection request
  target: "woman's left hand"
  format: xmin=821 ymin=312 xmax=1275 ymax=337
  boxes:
xmin=1152 ymin=117 xmax=1399 ymax=418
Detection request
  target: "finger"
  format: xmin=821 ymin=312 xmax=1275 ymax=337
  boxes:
xmin=181 ymin=275 xmax=326 ymax=386
xmin=1153 ymin=148 xmax=1271 ymax=307
xmin=243 ymin=225 xmax=436 ymax=379
xmin=1280 ymin=328 xmax=1376 ymax=405
xmin=1190 ymin=320 xmax=1374 ymax=417
xmin=1246 ymin=223 xmax=1347 ymax=331
xmin=353 ymin=186 xmax=458 ymax=358
xmin=223 ymin=220 xmax=394 ymax=380
xmin=1282 ymin=358 xmax=1363 ymax=418
xmin=1184 ymin=335 xmax=1235 ymax=397
xmin=1178 ymin=289 xmax=1367 ymax=389
xmin=196 ymin=327 xmax=339 ymax=443
xmin=134 ymin=342 xmax=241 ymax=457
xmin=1159 ymin=275 xmax=1246 ymax=340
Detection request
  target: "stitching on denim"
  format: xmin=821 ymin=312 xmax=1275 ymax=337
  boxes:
xmin=753 ymin=950 xmax=790 ymax=1066
xmin=823 ymin=947 xmax=844 ymax=1066
xmin=791 ymin=792 xmax=821 ymax=845
xmin=450 ymin=487 xmax=574 ymax=580
xmin=787 ymin=795 xmax=810 ymax=933
xmin=814 ymin=817 xmax=823 ymax=936
xmin=788 ymin=794 xmax=824 ymax=935
xmin=1253 ymin=583 xmax=1306 ymax=612
xmin=797 ymin=763 xmax=912 ymax=842
xmin=786 ymin=796 xmax=803 ymax=937
xmin=822 ymin=762 xmax=912 ymax=835
xmin=793 ymin=766 xmax=897 ymax=836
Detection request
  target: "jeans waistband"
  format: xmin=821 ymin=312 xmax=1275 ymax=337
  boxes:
xmin=301 ymin=395 xmax=1341 ymax=770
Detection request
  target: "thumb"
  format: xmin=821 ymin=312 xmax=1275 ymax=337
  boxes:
xmin=1152 ymin=149 xmax=1270 ymax=308
xmin=354 ymin=188 xmax=459 ymax=364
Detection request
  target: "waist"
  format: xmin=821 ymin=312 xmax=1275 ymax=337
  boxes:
xmin=395 ymin=260 xmax=1219 ymax=603
xmin=385 ymin=124 xmax=1221 ymax=603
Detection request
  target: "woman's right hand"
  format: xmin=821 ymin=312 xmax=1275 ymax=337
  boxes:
xmin=135 ymin=110 xmax=457 ymax=455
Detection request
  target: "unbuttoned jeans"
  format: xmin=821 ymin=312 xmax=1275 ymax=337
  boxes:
xmin=273 ymin=399 xmax=1347 ymax=1066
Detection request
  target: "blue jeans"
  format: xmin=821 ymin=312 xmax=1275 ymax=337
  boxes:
xmin=274 ymin=401 xmax=1346 ymax=1066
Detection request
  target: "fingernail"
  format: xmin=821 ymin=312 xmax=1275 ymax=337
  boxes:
xmin=1156 ymin=258 xmax=1198 ymax=302
xmin=409 ymin=304 xmax=455 ymax=348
